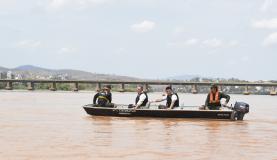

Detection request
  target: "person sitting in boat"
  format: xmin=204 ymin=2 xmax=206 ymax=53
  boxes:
xmin=151 ymin=86 xmax=179 ymax=109
xmin=204 ymin=84 xmax=230 ymax=110
xmin=132 ymin=85 xmax=148 ymax=109
xmin=93 ymin=85 xmax=114 ymax=107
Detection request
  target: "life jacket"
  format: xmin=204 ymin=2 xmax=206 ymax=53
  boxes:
xmin=97 ymin=92 xmax=110 ymax=106
xmin=166 ymin=93 xmax=179 ymax=108
xmin=209 ymin=91 xmax=220 ymax=104
xmin=135 ymin=92 xmax=148 ymax=106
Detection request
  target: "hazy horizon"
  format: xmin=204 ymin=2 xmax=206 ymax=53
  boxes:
xmin=0 ymin=0 xmax=277 ymax=81
xmin=1 ymin=64 xmax=275 ymax=81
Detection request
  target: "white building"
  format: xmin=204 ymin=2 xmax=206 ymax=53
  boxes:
xmin=7 ymin=71 xmax=15 ymax=79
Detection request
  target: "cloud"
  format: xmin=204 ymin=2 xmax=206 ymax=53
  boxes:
xmin=240 ymin=56 xmax=250 ymax=62
xmin=45 ymin=0 xmax=114 ymax=11
xmin=168 ymin=38 xmax=199 ymax=47
xmin=226 ymin=40 xmax=239 ymax=47
xmin=43 ymin=0 xmax=164 ymax=11
xmin=202 ymin=38 xmax=223 ymax=48
xmin=184 ymin=38 xmax=199 ymax=46
xmin=0 ymin=0 xmax=17 ymax=7
xmin=173 ymin=26 xmax=186 ymax=34
xmin=168 ymin=38 xmax=238 ymax=48
xmin=49 ymin=0 xmax=66 ymax=9
xmin=260 ymin=0 xmax=273 ymax=12
xmin=130 ymin=20 xmax=156 ymax=33
xmin=202 ymin=39 xmax=239 ymax=48
xmin=16 ymin=40 xmax=42 ymax=48
xmin=263 ymin=32 xmax=277 ymax=46
xmin=253 ymin=18 xmax=277 ymax=29
xmin=57 ymin=47 xmax=76 ymax=54
xmin=253 ymin=19 xmax=277 ymax=46
xmin=114 ymin=47 xmax=127 ymax=54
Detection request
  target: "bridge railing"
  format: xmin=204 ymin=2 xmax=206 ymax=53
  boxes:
xmin=0 ymin=79 xmax=276 ymax=95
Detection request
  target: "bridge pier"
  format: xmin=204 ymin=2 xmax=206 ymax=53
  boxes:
xmin=243 ymin=85 xmax=250 ymax=95
xmin=5 ymin=81 xmax=13 ymax=90
xmin=144 ymin=84 xmax=149 ymax=92
xmin=191 ymin=84 xmax=198 ymax=94
xmin=73 ymin=82 xmax=79 ymax=92
xmin=27 ymin=82 xmax=34 ymax=90
xmin=119 ymin=83 xmax=125 ymax=92
xmin=270 ymin=86 xmax=276 ymax=95
xmin=96 ymin=83 xmax=101 ymax=92
xmin=49 ymin=82 xmax=57 ymax=91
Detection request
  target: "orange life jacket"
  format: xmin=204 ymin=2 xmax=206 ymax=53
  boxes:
xmin=209 ymin=91 xmax=220 ymax=104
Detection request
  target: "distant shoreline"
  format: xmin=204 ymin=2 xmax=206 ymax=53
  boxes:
xmin=0 ymin=89 xmax=274 ymax=96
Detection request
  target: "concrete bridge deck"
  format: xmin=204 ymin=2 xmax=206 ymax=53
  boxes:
xmin=0 ymin=79 xmax=276 ymax=95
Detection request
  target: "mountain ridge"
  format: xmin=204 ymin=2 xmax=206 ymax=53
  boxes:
xmin=0 ymin=65 xmax=142 ymax=81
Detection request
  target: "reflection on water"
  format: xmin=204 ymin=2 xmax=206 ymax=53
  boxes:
xmin=0 ymin=91 xmax=277 ymax=160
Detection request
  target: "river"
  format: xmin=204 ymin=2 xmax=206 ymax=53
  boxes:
xmin=0 ymin=91 xmax=276 ymax=160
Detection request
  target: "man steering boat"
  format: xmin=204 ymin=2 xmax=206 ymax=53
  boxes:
xmin=203 ymin=84 xmax=230 ymax=110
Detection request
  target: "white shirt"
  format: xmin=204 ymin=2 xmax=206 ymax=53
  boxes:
xmin=136 ymin=93 xmax=147 ymax=106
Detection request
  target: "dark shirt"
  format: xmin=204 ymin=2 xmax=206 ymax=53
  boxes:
xmin=205 ymin=92 xmax=230 ymax=108
xmin=93 ymin=92 xmax=112 ymax=104
xmin=107 ymin=92 xmax=112 ymax=102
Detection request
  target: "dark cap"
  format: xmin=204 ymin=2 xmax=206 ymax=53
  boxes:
xmin=165 ymin=86 xmax=172 ymax=90
xmin=210 ymin=84 xmax=218 ymax=90
xmin=104 ymin=85 xmax=111 ymax=89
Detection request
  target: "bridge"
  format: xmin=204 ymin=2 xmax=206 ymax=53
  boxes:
xmin=0 ymin=79 xmax=276 ymax=95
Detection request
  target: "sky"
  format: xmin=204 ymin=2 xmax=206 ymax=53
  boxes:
xmin=0 ymin=0 xmax=277 ymax=80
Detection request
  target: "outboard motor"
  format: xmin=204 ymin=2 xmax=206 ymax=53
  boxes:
xmin=233 ymin=102 xmax=250 ymax=120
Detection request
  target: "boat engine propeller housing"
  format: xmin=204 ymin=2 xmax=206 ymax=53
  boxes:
xmin=231 ymin=102 xmax=250 ymax=120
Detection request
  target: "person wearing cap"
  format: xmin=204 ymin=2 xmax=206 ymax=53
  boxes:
xmin=93 ymin=85 xmax=114 ymax=107
xmin=151 ymin=86 xmax=179 ymax=109
xmin=204 ymin=84 xmax=230 ymax=110
xmin=104 ymin=85 xmax=112 ymax=102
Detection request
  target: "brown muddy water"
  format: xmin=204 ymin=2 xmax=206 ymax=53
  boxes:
xmin=0 ymin=91 xmax=276 ymax=160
